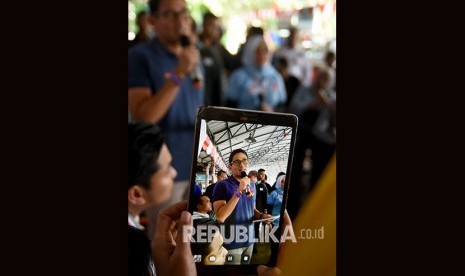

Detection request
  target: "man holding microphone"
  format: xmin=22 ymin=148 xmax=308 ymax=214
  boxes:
xmin=212 ymin=149 xmax=273 ymax=264
xmin=128 ymin=0 xmax=204 ymax=238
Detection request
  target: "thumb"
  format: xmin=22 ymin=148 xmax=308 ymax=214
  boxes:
xmin=175 ymin=211 xmax=194 ymax=253
xmin=257 ymin=265 xmax=269 ymax=275
xmin=257 ymin=265 xmax=282 ymax=276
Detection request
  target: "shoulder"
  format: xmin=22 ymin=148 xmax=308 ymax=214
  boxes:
xmin=230 ymin=68 xmax=248 ymax=80
xmin=213 ymin=179 xmax=229 ymax=191
xmin=264 ymin=65 xmax=282 ymax=79
xmin=128 ymin=44 xmax=147 ymax=64
xmin=128 ymin=43 xmax=161 ymax=70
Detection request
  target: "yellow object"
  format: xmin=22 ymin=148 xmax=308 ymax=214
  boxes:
xmin=279 ymin=154 xmax=336 ymax=276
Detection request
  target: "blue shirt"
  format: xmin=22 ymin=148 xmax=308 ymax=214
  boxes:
xmin=128 ymin=38 xmax=204 ymax=181
xmin=212 ymin=176 xmax=256 ymax=249
xmin=226 ymin=64 xmax=286 ymax=110
xmin=267 ymin=188 xmax=284 ymax=226
xmin=193 ymin=184 xmax=202 ymax=197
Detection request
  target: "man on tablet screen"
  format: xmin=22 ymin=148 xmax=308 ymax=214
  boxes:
xmin=212 ymin=149 xmax=273 ymax=264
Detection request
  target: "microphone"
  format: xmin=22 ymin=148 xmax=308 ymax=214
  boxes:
xmin=180 ymin=35 xmax=203 ymax=89
xmin=258 ymin=94 xmax=264 ymax=108
xmin=240 ymin=171 xmax=251 ymax=195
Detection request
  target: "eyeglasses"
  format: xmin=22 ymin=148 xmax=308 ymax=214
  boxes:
xmin=157 ymin=8 xmax=189 ymax=20
xmin=231 ymin=159 xmax=249 ymax=166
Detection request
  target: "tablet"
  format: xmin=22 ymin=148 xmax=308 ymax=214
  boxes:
xmin=187 ymin=106 xmax=298 ymax=275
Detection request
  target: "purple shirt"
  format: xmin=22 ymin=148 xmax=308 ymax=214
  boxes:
xmin=212 ymin=175 xmax=256 ymax=249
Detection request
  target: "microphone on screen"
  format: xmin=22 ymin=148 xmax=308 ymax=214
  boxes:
xmin=240 ymin=171 xmax=251 ymax=195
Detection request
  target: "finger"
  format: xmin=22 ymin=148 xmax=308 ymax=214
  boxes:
xmin=172 ymin=211 xmax=196 ymax=276
xmin=157 ymin=200 xmax=187 ymax=227
xmin=283 ymin=209 xmax=292 ymax=229
xmin=175 ymin=211 xmax=194 ymax=252
xmin=257 ymin=265 xmax=269 ymax=275
xmin=154 ymin=201 xmax=188 ymax=248
xmin=257 ymin=265 xmax=281 ymax=276
xmin=282 ymin=209 xmax=294 ymax=238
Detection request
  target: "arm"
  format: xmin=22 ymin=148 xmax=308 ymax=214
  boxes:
xmin=213 ymin=177 xmax=248 ymax=223
xmin=128 ymin=45 xmax=200 ymax=124
xmin=213 ymin=197 xmax=239 ymax=224
xmin=267 ymin=191 xmax=275 ymax=205
xmin=254 ymin=207 xmax=273 ymax=225
xmin=128 ymin=81 xmax=182 ymax=124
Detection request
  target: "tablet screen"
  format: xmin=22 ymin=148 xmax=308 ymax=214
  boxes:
xmin=187 ymin=106 xmax=297 ymax=273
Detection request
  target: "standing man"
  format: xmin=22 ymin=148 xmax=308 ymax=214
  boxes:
xmin=212 ymin=149 xmax=272 ymax=264
xmin=256 ymin=168 xmax=272 ymax=211
xmin=204 ymin=170 xmax=227 ymax=200
xmin=247 ymin=170 xmax=258 ymax=198
xmin=204 ymin=170 xmax=227 ymax=221
xmin=198 ymin=12 xmax=231 ymax=106
xmin=254 ymin=168 xmax=270 ymax=247
xmin=128 ymin=0 xmax=204 ymax=238
xmin=128 ymin=10 xmax=155 ymax=48
xmin=272 ymin=26 xmax=312 ymax=87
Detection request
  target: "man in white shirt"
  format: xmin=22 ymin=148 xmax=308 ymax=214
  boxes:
xmin=192 ymin=195 xmax=213 ymax=220
xmin=273 ymin=26 xmax=312 ymax=87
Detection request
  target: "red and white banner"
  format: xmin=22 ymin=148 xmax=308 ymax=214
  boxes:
xmin=202 ymin=136 xmax=228 ymax=171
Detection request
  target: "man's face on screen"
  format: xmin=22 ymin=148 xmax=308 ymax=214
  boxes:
xmin=228 ymin=152 xmax=249 ymax=178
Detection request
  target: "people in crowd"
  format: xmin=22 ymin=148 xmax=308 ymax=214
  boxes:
xmin=225 ymin=35 xmax=286 ymax=112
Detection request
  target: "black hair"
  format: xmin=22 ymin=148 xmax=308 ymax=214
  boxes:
xmin=228 ymin=148 xmax=248 ymax=164
xmin=137 ymin=10 xmax=148 ymax=18
xmin=247 ymin=26 xmax=264 ymax=38
xmin=194 ymin=194 xmax=208 ymax=208
xmin=128 ymin=123 xmax=165 ymax=189
xmin=325 ymin=51 xmax=336 ymax=65
xmin=149 ymin=0 xmax=165 ymax=16
xmin=276 ymin=57 xmax=288 ymax=68
xmin=325 ymin=51 xmax=335 ymax=60
xmin=289 ymin=26 xmax=298 ymax=34
xmin=203 ymin=11 xmax=218 ymax=22
xmin=128 ymin=225 xmax=153 ymax=276
xmin=258 ymin=168 xmax=265 ymax=173
xmin=217 ymin=170 xmax=227 ymax=176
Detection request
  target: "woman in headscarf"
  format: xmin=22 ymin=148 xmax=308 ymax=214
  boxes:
xmin=225 ymin=35 xmax=286 ymax=112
